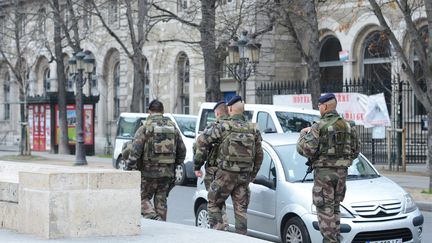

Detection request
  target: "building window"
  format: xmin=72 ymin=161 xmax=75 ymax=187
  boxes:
xmin=141 ymin=58 xmax=150 ymax=113
xmin=83 ymin=2 xmax=92 ymax=30
xmin=177 ymin=0 xmax=187 ymax=12
xmin=362 ymin=30 xmax=392 ymax=114
xmin=177 ymin=53 xmax=190 ymax=114
xmin=43 ymin=68 xmax=50 ymax=95
xmin=113 ymin=62 xmax=120 ymax=119
xmin=221 ymin=58 xmax=234 ymax=79
xmin=38 ymin=8 xmax=46 ymax=34
xmin=319 ymin=36 xmax=343 ymax=92
xmin=109 ymin=0 xmax=119 ymax=25
xmin=61 ymin=4 xmax=69 ymax=29
xmin=3 ymin=73 xmax=10 ymax=120
xmin=18 ymin=13 xmax=26 ymax=36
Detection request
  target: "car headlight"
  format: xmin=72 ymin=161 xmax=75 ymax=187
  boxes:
xmin=403 ymin=194 xmax=418 ymax=213
xmin=311 ymin=204 xmax=354 ymax=218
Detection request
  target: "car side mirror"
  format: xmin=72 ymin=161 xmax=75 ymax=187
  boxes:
xmin=263 ymin=128 xmax=276 ymax=133
xmin=254 ymin=175 xmax=275 ymax=189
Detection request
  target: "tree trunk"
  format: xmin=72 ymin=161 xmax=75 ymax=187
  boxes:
xmin=305 ymin=0 xmax=321 ymax=109
xmin=200 ymin=0 xmax=220 ymax=102
xmin=19 ymin=90 xmax=30 ymax=156
xmin=130 ymin=54 xmax=144 ymax=112
xmin=53 ymin=0 xmax=70 ymax=154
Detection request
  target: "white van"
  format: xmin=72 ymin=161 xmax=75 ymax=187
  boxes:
xmin=195 ymin=103 xmax=320 ymax=136
xmin=112 ymin=112 xmax=197 ymax=185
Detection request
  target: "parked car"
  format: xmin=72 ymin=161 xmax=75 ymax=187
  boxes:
xmin=193 ymin=133 xmax=424 ymax=243
xmin=112 ymin=112 xmax=197 ymax=185
xmin=196 ymin=103 xmax=320 ymax=136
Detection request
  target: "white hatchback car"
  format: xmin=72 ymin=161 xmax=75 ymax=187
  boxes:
xmin=112 ymin=112 xmax=197 ymax=185
xmin=193 ymin=133 xmax=424 ymax=243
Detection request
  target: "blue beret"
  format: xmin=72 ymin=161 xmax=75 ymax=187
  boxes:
xmin=318 ymin=93 xmax=336 ymax=104
xmin=213 ymin=101 xmax=225 ymax=111
xmin=227 ymin=95 xmax=242 ymax=106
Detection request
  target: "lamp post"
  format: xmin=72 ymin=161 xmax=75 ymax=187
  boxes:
xmin=227 ymin=30 xmax=261 ymax=102
xmin=68 ymin=51 xmax=95 ymax=165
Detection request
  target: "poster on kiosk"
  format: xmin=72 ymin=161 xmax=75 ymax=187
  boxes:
xmin=55 ymin=104 xmax=94 ymax=145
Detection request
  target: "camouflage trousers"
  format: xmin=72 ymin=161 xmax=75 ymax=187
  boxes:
xmin=141 ymin=176 xmax=175 ymax=221
xmin=208 ymin=169 xmax=251 ymax=235
xmin=204 ymin=166 xmax=228 ymax=230
xmin=313 ymin=167 xmax=347 ymax=243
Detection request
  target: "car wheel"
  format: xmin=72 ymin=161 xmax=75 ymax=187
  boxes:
xmin=195 ymin=203 xmax=210 ymax=228
xmin=283 ymin=217 xmax=311 ymax=243
xmin=116 ymin=156 xmax=126 ymax=170
xmin=175 ymin=163 xmax=186 ymax=185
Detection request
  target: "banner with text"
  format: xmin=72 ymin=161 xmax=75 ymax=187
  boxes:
xmin=273 ymin=92 xmax=389 ymax=126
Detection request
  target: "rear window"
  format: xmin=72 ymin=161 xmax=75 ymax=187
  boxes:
xmin=275 ymin=112 xmax=319 ymax=133
xmin=173 ymin=115 xmax=197 ymax=138
xmin=116 ymin=117 xmax=146 ymax=138
xmin=198 ymin=109 xmax=254 ymax=132
xmin=198 ymin=109 xmax=215 ymax=132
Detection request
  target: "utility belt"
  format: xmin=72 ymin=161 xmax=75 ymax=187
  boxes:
xmin=219 ymin=160 xmax=253 ymax=173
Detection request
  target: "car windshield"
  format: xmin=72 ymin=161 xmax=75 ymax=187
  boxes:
xmin=173 ymin=116 xmax=197 ymax=138
xmin=274 ymin=145 xmax=380 ymax=182
xmin=275 ymin=112 xmax=319 ymax=133
xmin=116 ymin=117 xmax=146 ymax=138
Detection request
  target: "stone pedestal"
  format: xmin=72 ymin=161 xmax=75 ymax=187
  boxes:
xmin=0 ymin=161 xmax=141 ymax=239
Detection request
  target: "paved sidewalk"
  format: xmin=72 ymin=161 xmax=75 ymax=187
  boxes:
xmin=0 ymin=219 xmax=269 ymax=243
xmin=0 ymin=146 xmax=431 ymax=212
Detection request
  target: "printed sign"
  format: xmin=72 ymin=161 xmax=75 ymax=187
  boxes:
xmin=273 ymin=92 xmax=369 ymax=125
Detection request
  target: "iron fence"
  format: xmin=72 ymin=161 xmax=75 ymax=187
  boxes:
xmin=256 ymin=78 xmax=427 ymax=165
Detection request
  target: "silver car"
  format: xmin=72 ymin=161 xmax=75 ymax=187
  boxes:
xmin=193 ymin=133 xmax=424 ymax=243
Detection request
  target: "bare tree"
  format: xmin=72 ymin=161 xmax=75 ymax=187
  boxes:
xmin=366 ymin=0 xmax=432 ymax=191
xmin=0 ymin=0 xmax=45 ymax=155
xmin=152 ymin=0 xmax=274 ymax=102
xmin=89 ymin=0 xmax=157 ymax=112
xmin=45 ymin=0 xmax=70 ymax=154
xmin=273 ymin=0 xmax=321 ymax=108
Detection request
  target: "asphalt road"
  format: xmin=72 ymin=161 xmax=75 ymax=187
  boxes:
xmin=167 ymin=185 xmax=432 ymax=242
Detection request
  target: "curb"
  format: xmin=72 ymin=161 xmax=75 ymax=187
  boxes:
xmin=416 ymin=201 xmax=432 ymax=212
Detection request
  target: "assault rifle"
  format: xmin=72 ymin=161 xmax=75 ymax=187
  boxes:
xmin=301 ymin=159 xmax=313 ymax=183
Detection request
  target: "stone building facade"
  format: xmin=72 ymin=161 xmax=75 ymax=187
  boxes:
xmin=0 ymin=0 xmax=427 ymax=154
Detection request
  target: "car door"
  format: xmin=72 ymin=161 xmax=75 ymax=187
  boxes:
xmin=247 ymin=150 xmax=277 ymax=235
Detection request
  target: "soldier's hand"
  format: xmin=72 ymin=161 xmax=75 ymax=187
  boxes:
xmin=124 ymin=159 xmax=137 ymax=171
xmin=301 ymin=127 xmax=311 ymax=133
xmin=195 ymin=170 xmax=203 ymax=177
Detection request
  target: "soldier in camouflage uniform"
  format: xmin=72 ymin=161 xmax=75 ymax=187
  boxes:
xmin=125 ymin=100 xmax=186 ymax=221
xmin=194 ymin=101 xmax=229 ymax=229
xmin=297 ymin=93 xmax=360 ymax=243
xmin=194 ymin=96 xmax=263 ymax=235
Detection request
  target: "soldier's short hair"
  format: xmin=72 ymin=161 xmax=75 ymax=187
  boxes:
xmin=148 ymin=99 xmax=164 ymax=112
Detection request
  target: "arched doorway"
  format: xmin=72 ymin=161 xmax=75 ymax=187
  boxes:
xmin=319 ymin=36 xmax=343 ymax=92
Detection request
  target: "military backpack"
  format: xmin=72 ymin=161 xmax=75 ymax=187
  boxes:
xmin=143 ymin=117 xmax=177 ymax=164
xmin=219 ymin=120 xmax=256 ymax=172
xmin=318 ymin=116 xmax=353 ymax=166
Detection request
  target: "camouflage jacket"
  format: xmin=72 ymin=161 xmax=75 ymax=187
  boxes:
xmin=297 ymin=110 xmax=360 ymax=168
xmin=194 ymin=114 xmax=263 ymax=177
xmin=128 ymin=113 xmax=186 ymax=178
xmin=193 ymin=114 xmax=229 ymax=170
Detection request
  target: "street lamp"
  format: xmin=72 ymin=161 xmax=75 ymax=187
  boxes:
xmin=227 ymin=30 xmax=261 ymax=102
xmin=68 ymin=51 xmax=95 ymax=165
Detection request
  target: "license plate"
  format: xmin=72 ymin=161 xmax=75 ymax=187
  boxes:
xmin=366 ymin=239 xmax=402 ymax=243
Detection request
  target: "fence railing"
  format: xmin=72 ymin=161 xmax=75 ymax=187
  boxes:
xmin=256 ymin=78 xmax=427 ymax=165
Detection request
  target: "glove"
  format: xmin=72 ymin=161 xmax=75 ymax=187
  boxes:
xmin=123 ymin=159 xmax=137 ymax=171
